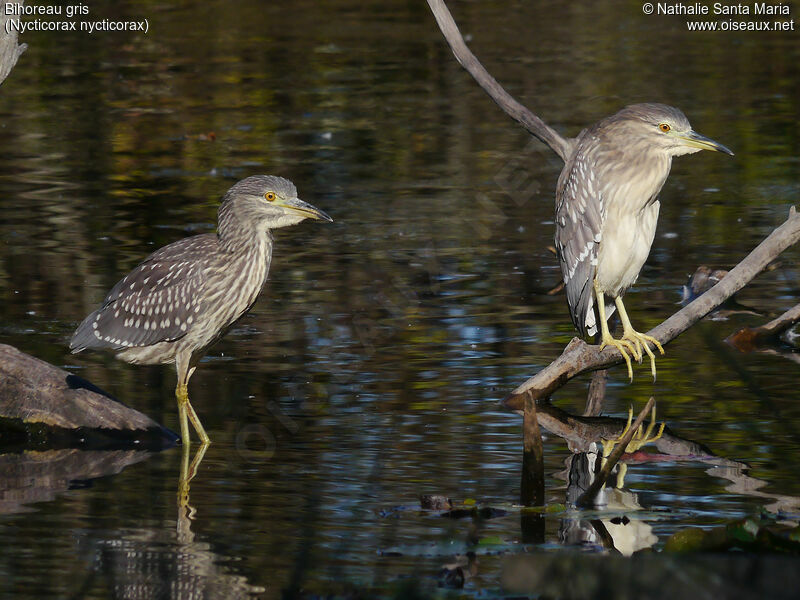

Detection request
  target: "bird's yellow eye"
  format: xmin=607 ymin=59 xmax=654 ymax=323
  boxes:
xmin=265 ymin=192 xmax=276 ymax=202
xmin=659 ymin=123 xmax=671 ymax=132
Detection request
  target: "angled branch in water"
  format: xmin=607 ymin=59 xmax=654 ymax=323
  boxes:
xmin=726 ymin=302 xmax=800 ymax=352
xmin=426 ymin=0 xmax=572 ymax=162
xmin=506 ymin=206 xmax=800 ymax=410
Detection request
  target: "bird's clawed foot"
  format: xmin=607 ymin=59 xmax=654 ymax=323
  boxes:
xmin=599 ymin=327 xmax=665 ymax=382
xmin=599 ymin=330 xmax=639 ymax=381
xmin=620 ymin=328 xmax=665 ymax=380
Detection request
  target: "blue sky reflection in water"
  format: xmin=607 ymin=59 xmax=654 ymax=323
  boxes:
xmin=0 ymin=0 xmax=798 ymax=597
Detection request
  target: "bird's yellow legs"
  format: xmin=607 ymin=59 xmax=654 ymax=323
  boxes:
xmin=175 ymin=375 xmax=210 ymax=538
xmin=594 ymin=282 xmax=665 ymax=380
xmin=601 ymin=404 xmax=665 ymax=488
xmin=176 ymin=381 xmax=210 ymax=445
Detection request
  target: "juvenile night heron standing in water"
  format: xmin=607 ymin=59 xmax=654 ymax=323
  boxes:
xmin=555 ymin=103 xmax=733 ymax=379
xmin=70 ymin=175 xmax=332 ymax=444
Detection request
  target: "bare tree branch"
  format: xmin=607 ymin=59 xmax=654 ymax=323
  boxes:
xmin=0 ymin=2 xmax=26 ymax=87
xmin=426 ymin=0 xmax=572 ymax=162
xmin=506 ymin=206 xmax=800 ymax=411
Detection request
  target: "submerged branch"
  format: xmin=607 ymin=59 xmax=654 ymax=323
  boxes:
xmin=583 ymin=370 xmax=607 ymax=417
xmin=425 ymin=0 xmax=572 ymax=162
xmin=506 ymin=206 xmax=800 ymax=410
xmin=520 ymin=394 xmax=544 ymax=506
xmin=726 ymin=302 xmax=800 ymax=351
xmin=534 ymin=401 xmax=717 ymax=457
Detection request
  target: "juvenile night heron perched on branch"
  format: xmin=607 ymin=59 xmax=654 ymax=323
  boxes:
xmin=70 ymin=175 xmax=332 ymax=444
xmin=555 ymin=103 xmax=733 ymax=379
xmin=424 ymin=0 xmax=733 ymax=380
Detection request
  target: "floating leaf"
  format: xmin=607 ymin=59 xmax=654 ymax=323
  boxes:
xmin=663 ymin=528 xmax=711 ymax=553
xmin=727 ymin=518 xmax=760 ymax=544
xmin=477 ymin=536 xmax=504 ymax=547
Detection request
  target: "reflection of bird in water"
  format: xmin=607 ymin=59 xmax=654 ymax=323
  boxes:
xmin=598 ymin=487 xmax=658 ymax=556
xmin=555 ymin=104 xmax=733 ymax=380
xmin=561 ymin=448 xmax=658 ymax=556
xmin=70 ymin=176 xmax=332 ymax=445
xmin=600 ymin=404 xmax=665 ymax=488
xmin=87 ymin=527 xmax=265 ymax=598
xmin=559 ymin=407 xmax=666 ymax=555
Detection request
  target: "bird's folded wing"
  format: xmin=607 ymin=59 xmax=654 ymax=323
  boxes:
xmin=555 ymin=154 xmax=605 ymax=337
xmin=70 ymin=236 xmax=213 ymax=351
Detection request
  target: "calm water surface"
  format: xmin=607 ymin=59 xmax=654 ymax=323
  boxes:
xmin=0 ymin=0 xmax=798 ymax=597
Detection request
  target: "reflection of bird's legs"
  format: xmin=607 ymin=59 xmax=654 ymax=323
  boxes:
xmin=177 ymin=440 xmax=209 ymax=543
xmin=601 ymin=407 xmax=633 ymax=470
xmin=615 ymin=296 xmax=665 ymax=380
xmin=595 ymin=283 xmax=638 ymax=381
xmin=174 ymin=357 xmax=210 ymax=541
xmin=178 ymin=441 xmax=209 ymax=509
xmin=175 ymin=360 xmax=210 ymax=444
xmin=601 ymin=405 xmax=665 ymax=488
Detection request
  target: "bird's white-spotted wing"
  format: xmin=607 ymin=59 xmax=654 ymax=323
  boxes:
xmin=70 ymin=235 xmax=215 ymax=352
xmin=555 ymin=150 xmax=609 ymax=337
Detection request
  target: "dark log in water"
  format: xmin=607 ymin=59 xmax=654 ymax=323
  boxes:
xmin=0 ymin=344 xmax=176 ymax=447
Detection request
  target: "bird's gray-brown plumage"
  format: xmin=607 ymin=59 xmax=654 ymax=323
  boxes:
xmin=71 ymin=175 xmax=332 ymax=443
xmin=423 ymin=0 xmax=733 ymax=379
xmin=425 ymin=3 xmax=735 ymax=378
xmin=553 ymin=103 xmax=732 ymax=378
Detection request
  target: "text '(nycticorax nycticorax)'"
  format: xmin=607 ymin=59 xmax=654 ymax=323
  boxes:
xmin=70 ymin=175 xmax=332 ymax=444
xmin=555 ymin=103 xmax=732 ymax=379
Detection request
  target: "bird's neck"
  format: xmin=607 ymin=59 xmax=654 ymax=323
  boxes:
xmin=600 ymin=140 xmax=672 ymax=183
xmin=217 ymin=202 xmax=274 ymax=255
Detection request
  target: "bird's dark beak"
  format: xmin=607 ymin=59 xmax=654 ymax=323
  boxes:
xmin=677 ymin=130 xmax=734 ymax=156
xmin=281 ymin=197 xmax=333 ymax=222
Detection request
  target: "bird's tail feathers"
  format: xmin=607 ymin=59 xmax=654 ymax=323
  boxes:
xmin=580 ymin=294 xmax=616 ymax=338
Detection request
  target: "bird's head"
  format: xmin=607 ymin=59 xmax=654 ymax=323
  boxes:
xmin=221 ymin=175 xmax=333 ymax=230
xmin=609 ymin=103 xmax=734 ymax=158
